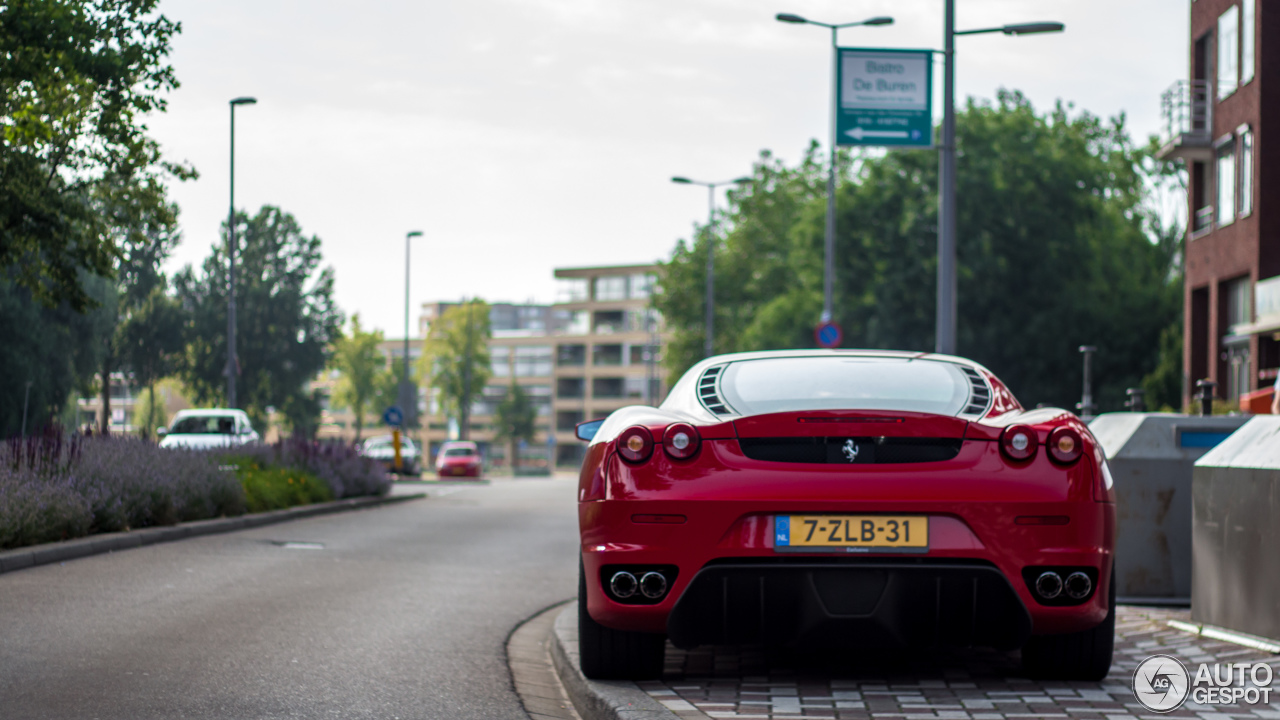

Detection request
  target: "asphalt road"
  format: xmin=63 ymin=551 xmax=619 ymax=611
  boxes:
xmin=0 ymin=477 xmax=581 ymax=720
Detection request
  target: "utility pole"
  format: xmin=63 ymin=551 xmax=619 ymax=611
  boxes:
xmin=227 ymin=96 xmax=257 ymax=408
xmin=21 ymin=380 xmax=33 ymax=437
xmin=459 ymin=300 xmax=476 ymax=441
xmin=1078 ymin=345 xmax=1097 ymax=419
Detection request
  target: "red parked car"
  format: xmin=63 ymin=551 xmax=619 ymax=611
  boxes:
xmin=575 ymin=350 xmax=1116 ymax=681
xmin=435 ymin=441 xmax=483 ymax=479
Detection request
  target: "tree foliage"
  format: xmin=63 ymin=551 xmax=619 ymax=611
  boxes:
xmin=330 ymin=314 xmax=388 ymax=442
xmin=173 ymin=206 xmax=342 ymax=433
xmin=0 ymin=0 xmax=193 ymax=311
xmin=421 ymin=301 xmax=490 ymax=440
xmin=654 ymin=91 xmax=1182 ymax=411
xmin=494 ymin=382 xmax=537 ymax=473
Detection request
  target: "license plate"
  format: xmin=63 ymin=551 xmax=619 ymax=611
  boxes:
xmin=775 ymin=515 xmax=928 ymax=551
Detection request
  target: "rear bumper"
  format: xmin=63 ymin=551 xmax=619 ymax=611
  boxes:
xmin=667 ymin=559 xmax=1031 ymax=651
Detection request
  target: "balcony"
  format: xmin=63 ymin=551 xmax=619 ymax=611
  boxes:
xmin=1156 ymin=80 xmax=1213 ymax=162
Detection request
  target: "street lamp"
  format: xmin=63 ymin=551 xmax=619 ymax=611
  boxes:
xmin=403 ymin=230 xmax=424 ymax=421
xmin=227 ymin=96 xmax=257 ymax=409
xmin=935 ymin=9 xmax=1063 ymax=355
xmin=775 ymin=13 xmax=893 ymax=326
xmin=671 ymin=175 xmax=751 ymax=358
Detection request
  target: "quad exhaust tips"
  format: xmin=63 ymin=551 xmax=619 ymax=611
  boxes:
xmin=1029 ymin=568 xmax=1094 ymax=603
xmin=609 ymin=570 xmax=670 ymax=601
xmin=1064 ymin=571 xmax=1092 ymax=599
xmin=1035 ymin=571 xmax=1063 ymax=599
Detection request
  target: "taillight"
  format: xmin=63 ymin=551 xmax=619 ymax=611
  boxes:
xmin=662 ymin=423 xmax=700 ymax=460
xmin=1000 ymin=424 xmax=1037 ymax=462
xmin=617 ymin=426 xmax=654 ymax=464
xmin=1048 ymin=427 xmax=1083 ymax=465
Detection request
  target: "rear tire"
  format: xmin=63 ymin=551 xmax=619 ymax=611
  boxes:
xmin=1022 ymin=569 xmax=1115 ymax=680
xmin=578 ymin=560 xmax=666 ymax=680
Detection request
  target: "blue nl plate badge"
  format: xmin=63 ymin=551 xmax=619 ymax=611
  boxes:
xmin=775 ymin=516 xmax=791 ymax=547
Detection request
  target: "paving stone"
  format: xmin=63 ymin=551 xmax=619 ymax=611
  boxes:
xmin=639 ymin=607 xmax=1278 ymax=720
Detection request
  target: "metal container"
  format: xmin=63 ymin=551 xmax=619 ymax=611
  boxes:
xmin=1089 ymin=413 xmax=1250 ymax=603
xmin=1192 ymin=416 xmax=1280 ymax=641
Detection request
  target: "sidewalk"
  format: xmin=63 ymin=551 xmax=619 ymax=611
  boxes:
xmin=546 ymin=604 xmax=1280 ymax=720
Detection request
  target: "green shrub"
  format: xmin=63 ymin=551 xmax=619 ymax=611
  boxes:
xmin=230 ymin=459 xmax=333 ymax=513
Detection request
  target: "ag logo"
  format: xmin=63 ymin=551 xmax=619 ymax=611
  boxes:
xmin=1133 ymin=654 xmax=1190 ymax=713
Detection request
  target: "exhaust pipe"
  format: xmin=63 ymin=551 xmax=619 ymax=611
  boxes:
xmin=610 ymin=571 xmax=638 ymax=599
xmin=1035 ymin=571 xmax=1063 ymax=599
xmin=639 ymin=571 xmax=668 ymax=599
xmin=1064 ymin=571 xmax=1092 ymax=599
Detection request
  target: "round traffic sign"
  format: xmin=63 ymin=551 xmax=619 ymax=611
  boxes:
xmin=815 ymin=321 xmax=843 ymax=348
xmin=382 ymin=406 xmax=404 ymax=427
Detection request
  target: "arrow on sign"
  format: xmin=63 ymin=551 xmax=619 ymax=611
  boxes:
xmin=845 ymin=127 xmax=910 ymax=140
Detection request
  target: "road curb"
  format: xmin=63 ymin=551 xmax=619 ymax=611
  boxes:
xmin=0 ymin=492 xmax=426 ymax=576
xmin=550 ymin=602 xmax=680 ymax=720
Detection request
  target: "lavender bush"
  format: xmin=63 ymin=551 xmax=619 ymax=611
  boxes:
xmin=0 ymin=430 xmax=389 ymax=551
xmin=222 ymin=438 xmax=390 ymax=500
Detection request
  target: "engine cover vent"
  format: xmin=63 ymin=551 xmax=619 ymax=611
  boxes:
xmin=697 ymin=365 xmax=733 ymax=416
xmin=959 ymin=366 xmax=992 ymax=418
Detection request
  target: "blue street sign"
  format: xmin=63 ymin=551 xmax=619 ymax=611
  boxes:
xmin=383 ymin=406 xmax=404 ymax=427
xmin=836 ymin=47 xmax=934 ymax=148
xmin=815 ymin=321 xmax=843 ymax=349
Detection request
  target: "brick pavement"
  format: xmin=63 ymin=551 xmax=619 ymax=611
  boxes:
xmin=636 ymin=606 xmax=1280 ymax=720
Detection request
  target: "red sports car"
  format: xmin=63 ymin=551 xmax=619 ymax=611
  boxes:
xmin=436 ymin=441 xmax=483 ymax=478
xmin=575 ymin=350 xmax=1115 ymax=681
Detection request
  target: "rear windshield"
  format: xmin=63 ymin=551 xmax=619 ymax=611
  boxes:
xmin=443 ymin=448 xmax=475 ymax=457
xmin=367 ymin=438 xmax=414 ymax=450
xmin=717 ymin=357 xmax=971 ymax=416
xmin=171 ymin=416 xmax=237 ymax=435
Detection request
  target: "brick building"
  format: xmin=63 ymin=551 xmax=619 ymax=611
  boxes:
xmin=1159 ymin=0 xmax=1278 ymax=407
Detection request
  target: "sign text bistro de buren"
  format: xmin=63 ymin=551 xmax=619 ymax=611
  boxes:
xmin=837 ymin=48 xmax=934 ymax=148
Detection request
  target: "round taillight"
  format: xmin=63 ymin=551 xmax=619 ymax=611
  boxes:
xmin=1000 ymin=424 xmax=1038 ymax=461
xmin=663 ymin=423 xmax=700 ymax=460
xmin=1048 ymin=427 xmax=1083 ymax=464
xmin=617 ymin=426 xmax=654 ymax=464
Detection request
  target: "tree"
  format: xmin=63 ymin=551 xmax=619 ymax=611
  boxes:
xmin=0 ymin=271 xmax=115 ymax=436
xmin=330 ymin=314 xmax=387 ymax=442
xmin=173 ymin=206 xmax=343 ymax=432
xmin=421 ymin=301 xmax=491 ymax=440
xmin=494 ymin=382 xmax=537 ymax=475
xmin=0 ymin=0 xmax=193 ymax=312
xmin=654 ymin=91 xmax=1182 ymax=411
xmin=117 ymin=285 xmax=185 ymax=439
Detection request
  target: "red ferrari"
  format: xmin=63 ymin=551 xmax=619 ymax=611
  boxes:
xmin=575 ymin=350 xmax=1115 ymax=681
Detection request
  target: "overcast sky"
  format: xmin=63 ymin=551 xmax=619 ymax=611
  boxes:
xmin=151 ymin=0 xmax=1189 ymax=338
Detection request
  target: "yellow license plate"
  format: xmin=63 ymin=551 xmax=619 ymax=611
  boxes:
xmin=775 ymin=515 xmax=928 ymax=550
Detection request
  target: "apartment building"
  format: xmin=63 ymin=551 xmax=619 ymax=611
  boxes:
xmin=315 ymin=264 xmax=666 ymax=469
xmin=1158 ymin=0 xmax=1278 ymax=406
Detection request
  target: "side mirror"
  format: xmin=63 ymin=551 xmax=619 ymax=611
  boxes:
xmin=156 ymin=427 xmax=168 ymax=437
xmin=575 ymin=419 xmax=605 ymax=442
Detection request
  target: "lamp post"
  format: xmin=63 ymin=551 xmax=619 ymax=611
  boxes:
xmin=671 ymin=175 xmax=751 ymax=358
xmin=227 ymin=96 xmax=257 ymax=409
xmin=403 ymin=230 xmax=424 ymax=421
xmin=936 ymin=11 xmax=1063 ymax=355
xmin=775 ymin=13 xmax=893 ymax=326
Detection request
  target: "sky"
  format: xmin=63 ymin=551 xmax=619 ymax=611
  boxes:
xmin=150 ymin=0 xmax=1189 ymax=339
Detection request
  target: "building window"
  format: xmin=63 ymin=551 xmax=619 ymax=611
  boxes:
xmin=1223 ymin=276 xmax=1252 ymax=401
xmin=557 ymin=344 xmax=586 ymax=367
xmin=592 ymin=377 xmax=626 ymax=399
xmin=593 ymin=310 xmax=626 ymax=334
xmin=594 ymin=276 xmax=627 ymax=301
xmin=630 ymin=274 xmax=655 ymax=299
xmin=525 ymin=384 xmax=553 ymax=416
xmin=1239 ymin=128 xmax=1254 ymax=217
xmin=1216 ymin=140 xmax=1235 ymax=228
xmin=556 ymin=377 xmax=585 ymax=399
xmin=1218 ymin=5 xmax=1239 ymax=100
xmin=1242 ymin=0 xmax=1255 ymax=86
xmin=514 ymin=345 xmax=552 ymax=376
xmin=490 ymin=346 xmax=511 ymax=378
xmin=629 ymin=344 xmax=658 ymax=365
xmin=554 ymin=309 xmax=589 ymax=335
xmin=592 ymin=344 xmax=624 ymax=366
xmin=556 ymin=410 xmax=584 ymax=432
xmin=556 ymin=278 xmax=588 ymax=303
